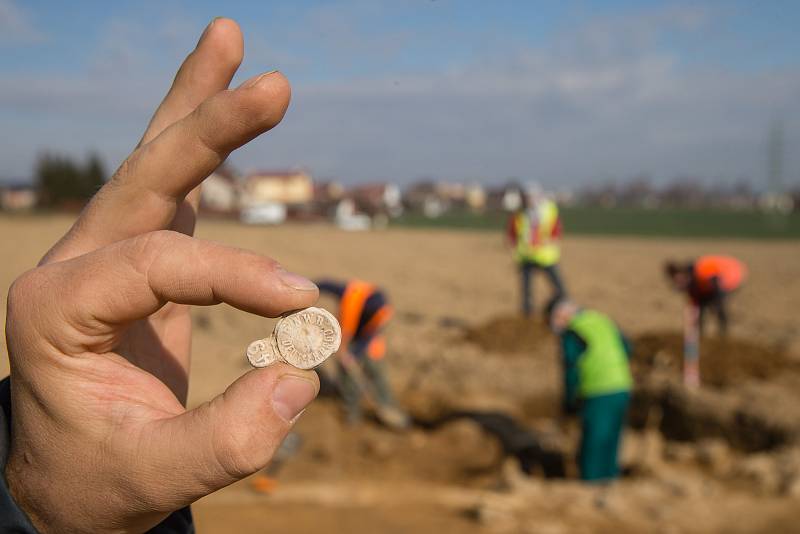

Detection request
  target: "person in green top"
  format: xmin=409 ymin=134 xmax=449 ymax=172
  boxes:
xmin=546 ymin=297 xmax=633 ymax=482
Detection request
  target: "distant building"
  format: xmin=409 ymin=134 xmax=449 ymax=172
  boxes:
xmin=349 ymin=183 xmax=403 ymax=217
xmin=404 ymin=181 xmax=447 ymax=218
xmin=486 ymin=183 xmax=524 ymax=212
xmin=240 ymin=203 xmax=287 ymax=225
xmin=304 ymin=180 xmax=344 ymax=220
xmin=464 ymin=183 xmax=487 ymax=211
xmin=334 ymin=197 xmax=372 ymax=231
xmin=0 ymin=182 xmax=37 ymax=211
xmin=502 ymin=188 xmax=522 ymax=211
xmin=241 ymin=170 xmax=313 ymax=207
xmin=313 ymin=181 xmax=345 ymax=204
xmin=200 ymin=167 xmax=239 ymax=215
xmin=403 ymin=181 xmax=486 ymax=216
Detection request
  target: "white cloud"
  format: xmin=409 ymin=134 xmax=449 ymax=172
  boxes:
xmin=239 ymin=5 xmax=800 ymax=186
xmin=0 ymin=0 xmax=45 ymax=44
xmin=1 ymin=3 xmax=798 ymax=188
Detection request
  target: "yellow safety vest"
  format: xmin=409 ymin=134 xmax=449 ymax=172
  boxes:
xmin=513 ymin=200 xmax=561 ymax=266
xmin=569 ymin=310 xmax=632 ymax=397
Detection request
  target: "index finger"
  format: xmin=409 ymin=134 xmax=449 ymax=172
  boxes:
xmin=141 ymin=17 xmax=243 ymax=147
xmin=26 ymin=231 xmax=318 ymax=354
xmin=41 ymin=18 xmax=243 ymax=265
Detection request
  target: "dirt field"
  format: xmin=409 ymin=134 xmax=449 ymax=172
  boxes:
xmin=2 ymin=214 xmax=800 ymax=533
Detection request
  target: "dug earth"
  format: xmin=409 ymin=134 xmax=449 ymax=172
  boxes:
xmin=1 ymin=215 xmax=799 ymax=533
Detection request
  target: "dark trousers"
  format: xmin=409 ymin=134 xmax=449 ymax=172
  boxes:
xmin=339 ymin=338 xmax=397 ymax=422
xmin=578 ymin=391 xmax=630 ymax=482
xmin=698 ymin=290 xmax=729 ymax=336
xmin=520 ymin=261 xmax=565 ymax=316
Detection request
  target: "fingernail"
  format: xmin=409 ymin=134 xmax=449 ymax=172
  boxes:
xmin=277 ymin=267 xmax=317 ymax=291
xmin=272 ymin=375 xmax=317 ymax=423
xmin=199 ymin=17 xmax=223 ymax=42
xmin=240 ymin=70 xmax=279 ymax=89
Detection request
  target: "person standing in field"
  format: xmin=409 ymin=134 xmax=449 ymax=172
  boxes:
xmin=546 ymin=298 xmax=633 ymax=482
xmin=316 ymin=279 xmax=410 ymax=430
xmin=664 ymin=255 xmax=747 ymax=336
xmin=506 ymin=186 xmax=566 ymax=316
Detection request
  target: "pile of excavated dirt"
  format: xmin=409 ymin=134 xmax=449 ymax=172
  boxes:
xmin=462 ymin=315 xmax=552 ymax=354
xmin=462 ymin=318 xmax=800 ymax=391
xmin=277 ymin=400 xmax=507 ymax=489
xmin=631 ymin=331 xmax=798 ymax=387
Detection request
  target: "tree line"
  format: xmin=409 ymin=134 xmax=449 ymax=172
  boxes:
xmin=36 ymin=152 xmax=107 ymax=209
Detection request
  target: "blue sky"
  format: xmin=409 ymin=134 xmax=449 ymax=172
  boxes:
xmin=1 ymin=0 xmax=799 ymax=188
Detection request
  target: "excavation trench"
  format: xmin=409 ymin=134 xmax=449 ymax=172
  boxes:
xmin=462 ymin=317 xmax=800 ymax=457
xmin=297 ymin=319 xmax=800 ymax=495
xmin=628 ymin=331 xmax=800 ymax=452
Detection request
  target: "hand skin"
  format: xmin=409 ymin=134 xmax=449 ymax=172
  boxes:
xmin=3 ymin=18 xmax=321 ymax=533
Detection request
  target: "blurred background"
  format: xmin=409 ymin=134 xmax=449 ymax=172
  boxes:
xmin=1 ymin=1 xmax=799 ymax=533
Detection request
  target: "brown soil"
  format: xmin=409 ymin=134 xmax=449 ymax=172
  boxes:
xmin=281 ymin=400 xmax=506 ymax=489
xmin=463 ymin=315 xmax=799 ymax=388
xmin=631 ymin=331 xmax=799 ymax=387
xmin=3 ymin=216 xmax=800 ymax=533
xmin=463 ymin=315 xmax=552 ymax=354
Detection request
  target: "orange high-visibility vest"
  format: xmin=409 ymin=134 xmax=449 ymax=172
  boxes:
xmin=366 ymin=336 xmax=387 ymax=360
xmin=695 ymin=255 xmax=746 ymax=293
xmin=338 ymin=280 xmax=393 ymax=360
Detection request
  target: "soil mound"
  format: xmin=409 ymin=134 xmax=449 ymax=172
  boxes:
xmin=463 ymin=315 xmax=552 ymax=354
xmin=631 ymin=331 xmax=796 ymax=387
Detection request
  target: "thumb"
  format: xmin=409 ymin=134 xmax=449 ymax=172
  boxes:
xmin=144 ymin=364 xmax=319 ymax=509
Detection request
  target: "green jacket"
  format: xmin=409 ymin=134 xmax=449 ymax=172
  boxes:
xmin=560 ymin=310 xmax=632 ymax=412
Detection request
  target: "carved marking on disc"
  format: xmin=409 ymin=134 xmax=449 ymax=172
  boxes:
xmin=275 ymin=307 xmax=342 ymax=370
xmin=246 ymin=337 xmax=280 ymax=368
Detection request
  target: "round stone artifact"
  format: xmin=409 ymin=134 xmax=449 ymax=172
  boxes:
xmin=275 ymin=307 xmax=342 ymax=369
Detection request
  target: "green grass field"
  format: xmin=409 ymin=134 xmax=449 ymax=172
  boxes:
xmin=393 ymin=207 xmax=800 ymax=239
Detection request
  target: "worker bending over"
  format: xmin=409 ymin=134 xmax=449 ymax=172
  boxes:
xmin=316 ymin=279 xmax=410 ymax=430
xmin=547 ymin=298 xmax=632 ymax=482
xmin=664 ymin=255 xmax=747 ymax=336
xmin=506 ymin=187 xmax=566 ymax=316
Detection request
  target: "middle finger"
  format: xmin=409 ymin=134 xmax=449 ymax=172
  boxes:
xmin=43 ymin=71 xmax=291 ymax=263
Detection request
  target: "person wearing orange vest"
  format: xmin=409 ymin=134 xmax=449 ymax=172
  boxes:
xmin=316 ymin=279 xmax=410 ymax=430
xmin=506 ymin=188 xmax=566 ymax=316
xmin=664 ymin=255 xmax=747 ymax=335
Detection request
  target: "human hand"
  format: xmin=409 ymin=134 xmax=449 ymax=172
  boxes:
xmin=4 ymin=18 xmax=320 ymax=533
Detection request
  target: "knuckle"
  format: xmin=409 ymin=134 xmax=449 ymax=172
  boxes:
xmin=110 ymin=154 xmax=135 ymax=187
xmin=263 ymin=257 xmax=280 ymax=273
xmin=5 ymin=268 xmax=58 ymax=351
xmin=125 ymin=230 xmax=188 ymax=284
xmin=193 ymin=97 xmax=234 ymax=156
xmin=208 ymin=393 xmax=285 ymax=481
xmin=7 ymin=269 xmax=42 ymax=313
xmin=214 ymin=426 xmax=267 ymax=480
xmin=143 ymin=229 xmax=182 ymax=248
xmin=132 ymin=230 xmax=183 ymax=259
